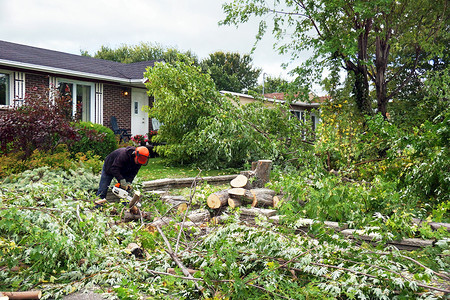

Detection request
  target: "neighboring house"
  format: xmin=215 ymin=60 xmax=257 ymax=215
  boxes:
xmin=221 ymin=91 xmax=325 ymax=131
xmin=0 ymin=40 xmax=158 ymax=137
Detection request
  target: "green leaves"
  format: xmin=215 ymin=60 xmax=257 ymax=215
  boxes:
xmin=200 ymin=51 xmax=261 ymax=93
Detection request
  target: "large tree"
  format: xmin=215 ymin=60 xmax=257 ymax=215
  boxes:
xmin=82 ymin=42 xmax=199 ymax=65
xmin=200 ymin=51 xmax=261 ymax=93
xmin=221 ymin=0 xmax=448 ymax=117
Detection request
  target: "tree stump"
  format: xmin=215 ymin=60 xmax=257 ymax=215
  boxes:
xmin=252 ymin=160 xmax=272 ymax=188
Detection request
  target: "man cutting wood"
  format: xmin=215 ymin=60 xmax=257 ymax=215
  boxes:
xmin=96 ymin=146 xmax=150 ymax=201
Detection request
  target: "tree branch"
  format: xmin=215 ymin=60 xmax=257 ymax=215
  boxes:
xmin=156 ymin=225 xmax=204 ymax=292
xmin=175 ymin=170 xmax=202 ymax=254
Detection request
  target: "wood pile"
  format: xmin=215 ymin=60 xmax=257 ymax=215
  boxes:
xmin=207 ymin=160 xmax=281 ymax=211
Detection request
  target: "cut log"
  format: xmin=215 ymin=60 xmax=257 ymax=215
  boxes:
xmin=228 ymin=188 xmax=246 ymax=197
xmin=122 ymin=211 xmax=145 ymax=222
xmin=167 ymin=201 xmax=188 ymax=212
xmin=250 ymin=189 xmax=276 ymax=208
xmin=1 ymin=291 xmax=42 ymax=299
xmin=125 ymin=243 xmax=145 ymax=259
xmin=229 ymin=188 xmax=257 ymax=206
xmin=187 ymin=209 xmax=210 ymax=223
xmin=252 ymin=160 xmax=272 ymax=188
xmin=246 ymin=188 xmax=276 ymax=208
xmin=207 ymin=190 xmax=229 ymax=209
xmin=129 ymin=190 xmax=141 ymax=208
xmin=273 ymin=195 xmax=281 ymax=208
xmin=149 ymin=217 xmax=174 ymax=228
xmin=412 ymin=218 xmax=450 ymax=232
xmin=251 ymin=161 xmax=258 ymax=171
xmin=228 ymin=198 xmax=242 ymax=208
xmin=161 ymin=196 xmax=188 ymax=212
xmin=230 ymin=174 xmax=250 ymax=189
xmin=240 ymin=207 xmax=277 ymax=218
xmin=129 ymin=206 xmax=140 ymax=215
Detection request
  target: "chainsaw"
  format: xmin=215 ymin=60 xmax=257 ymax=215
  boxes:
xmin=112 ymin=183 xmax=141 ymax=208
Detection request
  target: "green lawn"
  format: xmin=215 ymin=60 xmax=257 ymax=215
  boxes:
xmin=136 ymin=157 xmax=241 ymax=181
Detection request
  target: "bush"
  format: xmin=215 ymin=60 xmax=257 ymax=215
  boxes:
xmin=0 ymin=90 xmax=79 ymax=158
xmin=69 ymin=122 xmax=117 ymax=159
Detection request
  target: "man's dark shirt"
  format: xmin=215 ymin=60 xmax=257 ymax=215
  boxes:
xmin=103 ymin=146 xmax=141 ymax=183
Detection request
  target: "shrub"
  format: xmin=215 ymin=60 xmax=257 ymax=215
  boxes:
xmin=0 ymin=90 xmax=79 ymax=158
xmin=0 ymin=151 xmax=28 ymax=178
xmin=69 ymin=122 xmax=117 ymax=159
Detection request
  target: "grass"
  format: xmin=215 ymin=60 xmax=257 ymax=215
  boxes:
xmin=136 ymin=157 xmax=242 ymax=181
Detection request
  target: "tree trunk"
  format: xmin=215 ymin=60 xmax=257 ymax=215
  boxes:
xmin=375 ymin=28 xmax=391 ymax=119
xmin=207 ymin=190 xmax=229 ymax=209
xmin=344 ymin=19 xmax=373 ymax=116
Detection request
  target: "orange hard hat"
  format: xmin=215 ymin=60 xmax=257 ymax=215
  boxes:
xmin=135 ymin=146 xmax=150 ymax=165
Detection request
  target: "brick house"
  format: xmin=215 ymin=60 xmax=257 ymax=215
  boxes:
xmin=0 ymin=40 xmax=159 ymax=137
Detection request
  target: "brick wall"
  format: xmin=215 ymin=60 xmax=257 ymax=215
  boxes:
xmin=103 ymin=85 xmax=131 ymax=131
xmin=25 ymin=73 xmax=49 ymax=99
xmin=0 ymin=73 xmax=49 ymax=118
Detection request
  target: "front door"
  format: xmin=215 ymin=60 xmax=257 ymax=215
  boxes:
xmin=131 ymin=88 xmax=149 ymax=136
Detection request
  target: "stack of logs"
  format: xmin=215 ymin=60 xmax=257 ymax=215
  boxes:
xmin=121 ymin=160 xmax=279 ymax=226
xmin=206 ymin=160 xmax=281 ymax=210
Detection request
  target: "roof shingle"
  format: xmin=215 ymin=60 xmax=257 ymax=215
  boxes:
xmin=0 ymin=40 xmax=156 ymax=81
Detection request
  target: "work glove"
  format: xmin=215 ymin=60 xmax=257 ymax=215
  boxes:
xmin=119 ymin=179 xmax=132 ymax=191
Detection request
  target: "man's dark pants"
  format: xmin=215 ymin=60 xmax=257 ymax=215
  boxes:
xmin=96 ymin=165 xmax=114 ymax=199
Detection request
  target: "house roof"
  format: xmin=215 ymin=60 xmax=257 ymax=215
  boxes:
xmin=263 ymin=92 xmax=329 ymax=103
xmin=221 ymin=91 xmax=322 ymax=108
xmin=0 ymin=40 xmax=157 ymax=84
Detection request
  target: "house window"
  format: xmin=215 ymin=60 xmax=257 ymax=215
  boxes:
xmin=58 ymin=81 xmax=93 ymax=122
xmin=291 ymin=110 xmax=305 ymax=122
xmin=0 ymin=72 xmax=11 ymax=105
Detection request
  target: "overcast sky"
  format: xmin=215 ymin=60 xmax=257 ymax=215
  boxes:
xmin=0 ymin=0 xmax=319 ymax=91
